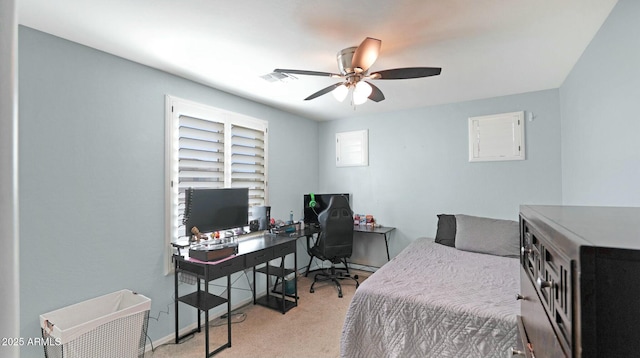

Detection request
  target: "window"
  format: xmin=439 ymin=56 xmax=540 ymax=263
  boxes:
xmin=164 ymin=95 xmax=268 ymax=273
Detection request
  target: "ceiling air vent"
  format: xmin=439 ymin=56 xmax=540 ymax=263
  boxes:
xmin=260 ymin=72 xmax=297 ymax=83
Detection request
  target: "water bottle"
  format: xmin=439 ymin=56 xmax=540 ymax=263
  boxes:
xmin=289 ymin=211 xmax=293 ymax=224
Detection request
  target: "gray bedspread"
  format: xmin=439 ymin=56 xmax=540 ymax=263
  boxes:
xmin=340 ymin=237 xmax=519 ymax=358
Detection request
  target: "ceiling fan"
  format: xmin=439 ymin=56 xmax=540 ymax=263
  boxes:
xmin=274 ymin=37 xmax=441 ymax=105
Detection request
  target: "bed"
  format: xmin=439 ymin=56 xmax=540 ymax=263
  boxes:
xmin=340 ymin=215 xmax=521 ymax=358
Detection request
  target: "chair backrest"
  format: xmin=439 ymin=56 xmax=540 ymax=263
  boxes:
xmin=317 ymin=195 xmax=354 ymax=259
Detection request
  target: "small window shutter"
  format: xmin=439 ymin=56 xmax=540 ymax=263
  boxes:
xmin=468 ymin=111 xmax=525 ymax=162
xmin=230 ymin=124 xmax=266 ymax=207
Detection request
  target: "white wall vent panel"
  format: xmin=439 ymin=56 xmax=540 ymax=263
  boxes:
xmin=468 ymin=111 xmax=525 ymax=162
xmin=336 ymin=130 xmax=368 ymax=167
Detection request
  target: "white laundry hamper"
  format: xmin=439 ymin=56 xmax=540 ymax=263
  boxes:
xmin=40 ymin=289 xmax=151 ymax=358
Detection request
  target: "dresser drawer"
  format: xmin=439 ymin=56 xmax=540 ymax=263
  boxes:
xmin=521 ymin=217 xmax=573 ymax=355
xmin=245 ymin=248 xmax=275 ymax=267
xmin=520 ymin=267 xmax=567 ymax=358
xmin=540 ymin=242 xmax=572 ymax=352
xmin=206 ymin=256 xmax=245 ymax=280
xmin=273 ymin=240 xmax=296 ymax=258
xmin=521 ymin=221 xmax=541 ymax=286
xmin=176 ymin=258 xmax=205 ymax=276
xmin=176 ymin=255 xmax=244 ymax=281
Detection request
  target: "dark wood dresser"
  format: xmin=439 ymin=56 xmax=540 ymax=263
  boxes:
xmin=518 ymin=205 xmax=640 ymax=358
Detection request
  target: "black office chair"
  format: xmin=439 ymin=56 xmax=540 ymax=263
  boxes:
xmin=308 ymin=195 xmax=359 ymax=298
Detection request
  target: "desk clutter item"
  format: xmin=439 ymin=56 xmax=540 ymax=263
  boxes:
xmin=189 ymin=238 xmax=238 ymax=262
xmin=354 ymin=214 xmax=375 ymax=226
xmin=270 ymin=222 xmax=298 ymax=234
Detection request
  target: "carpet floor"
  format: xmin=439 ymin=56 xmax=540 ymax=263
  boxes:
xmin=148 ymin=272 xmax=365 ymax=358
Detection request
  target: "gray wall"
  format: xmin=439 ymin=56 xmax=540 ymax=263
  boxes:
xmin=1 ymin=0 xmax=19 ymax=357
xmin=318 ymin=89 xmax=563 ymax=257
xmin=559 ymin=0 xmax=640 ymax=206
xmin=18 ymin=26 xmax=318 ymax=356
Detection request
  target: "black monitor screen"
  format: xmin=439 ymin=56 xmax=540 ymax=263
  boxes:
xmin=184 ymin=188 xmax=249 ymax=236
xmin=303 ymin=193 xmax=350 ymax=226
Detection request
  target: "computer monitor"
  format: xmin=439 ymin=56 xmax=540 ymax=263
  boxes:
xmin=183 ymin=187 xmax=249 ymax=236
xmin=303 ymin=193 xmax=350 ymax=227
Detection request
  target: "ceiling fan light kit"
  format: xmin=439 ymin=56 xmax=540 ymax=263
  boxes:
xmin=353 ymin=81 xmax=373 ymax=105
xmin=274 ymin=37 xmax=441 ymax=106
xmin=332 ymin=84 xmax=349 ymax=102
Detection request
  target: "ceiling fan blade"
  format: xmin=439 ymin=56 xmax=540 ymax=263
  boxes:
xmin=304 ymin=82 xmax=344 ymax=101
xmin=371 ymin=67 xmax=442 ymax=80
xmin=351 ymin=37 xmax=381 ymax=73
xmin=274 ymin=69 xmax=341 ymax=78
xmin=365 ymin=81 xmax=385 ymax=102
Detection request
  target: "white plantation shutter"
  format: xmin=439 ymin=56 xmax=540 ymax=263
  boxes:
xmin=176 ymin=115 xmax=225 ymax=239
xmin=178 ymin=116 xmax=225 ymax=190
xmin=230 ymin=124 xmax=266 ymax=207
xmin=165 ymin=96 xmax=268 ymax=273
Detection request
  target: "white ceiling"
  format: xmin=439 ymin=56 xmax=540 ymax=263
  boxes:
xmin=19 ymin=0 xmax=617 ymax=121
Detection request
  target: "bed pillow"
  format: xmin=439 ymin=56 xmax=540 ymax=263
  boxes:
xmin=434 ymin=214 xmax=456 ymax=247
xmin=454 ymin=214 xmax=519 ymax=257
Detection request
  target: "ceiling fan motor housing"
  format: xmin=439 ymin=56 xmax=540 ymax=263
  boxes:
xmin=337 ymin=46 xmax=357 ymax=75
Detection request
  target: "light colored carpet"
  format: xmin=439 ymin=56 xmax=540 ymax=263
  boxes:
xmin=148 ymin=272 xmax=366 ymax=358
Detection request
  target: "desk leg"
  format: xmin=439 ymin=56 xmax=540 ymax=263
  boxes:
xmin=204 ymin=271 xmax=209 ymax=357
xmin=197 ymin=279 xmax=202 ymax=332
xmin=227 ymin=275 xmax=232 ymax=348
xmin=304 ymin=234 xmax=316 ymax=277
xmin=384 ymin=233 xmax=390 ymax=261
xmin=252 ymin=266 xmax=256 ymax=304
xmin=294 ymin=250 xmax=298 ymax=307
xmin=304 ymin=255 xmax=313 ymax=277
xmin=281 ymin=259 xmax=286 ymax=314
xmin=265 ymin=262 xmax=270 ymax=302
xmin=174 ymin=259 xmax=179 ymax=344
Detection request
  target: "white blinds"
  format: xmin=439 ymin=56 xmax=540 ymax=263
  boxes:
xmin=178 ymin=115 xmax=225 ymax=190
xmin=230 ymin=124 xmax=266 ymax=207
xmin=176 ymin=115 xmax=225 ymax=238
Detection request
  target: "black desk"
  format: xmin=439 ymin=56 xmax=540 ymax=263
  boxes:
xmin=173 ymin=233 xmax=298 ymax=357
xmin=354 ymin=225 xmax=396 ymax=261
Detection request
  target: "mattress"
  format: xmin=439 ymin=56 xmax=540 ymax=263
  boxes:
xmin=340 ymin=237 xmax=519 ymax=358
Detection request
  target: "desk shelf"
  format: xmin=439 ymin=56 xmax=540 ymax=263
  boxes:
xmin=174 ymin=255 xmax=232 ymax=358
xmin=254 ymin=264 xmax=295 ymax=277
xmin=252 ymin=254 xmax=298 ymax=314
xmin=178 ymin=291 xmax=227 ymax=312
xmin=255 ymin=295 xmax=297 ymax=313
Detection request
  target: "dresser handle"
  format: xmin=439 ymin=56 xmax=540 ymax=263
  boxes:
xmin=510 ymin=347 xmax=526 ymax=356
xmin=536 ymin=277 xmax=553 ymax=289
xmin=516 ymin=294 xmax=525 ymax=300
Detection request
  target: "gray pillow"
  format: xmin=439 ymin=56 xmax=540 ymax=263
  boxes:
xmin=454 ymin=214 xmax=519 ymax=257
xmin=434 ymin=214 xmax=456 ymax=247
